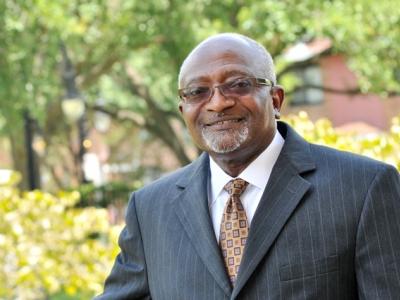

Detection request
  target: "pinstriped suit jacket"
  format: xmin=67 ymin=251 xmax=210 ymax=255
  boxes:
xmin=95 ymin=122 xmax=400 ymax=299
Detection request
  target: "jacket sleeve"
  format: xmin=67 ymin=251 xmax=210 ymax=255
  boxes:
xmin=94 ymin=192 xmax=151 ymax=299
xmin=356 ymin=164 xmax=400 ymax=298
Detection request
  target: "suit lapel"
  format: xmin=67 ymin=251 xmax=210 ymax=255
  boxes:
xmin=232 ymin=122 xmax=316 ymax=298
xmin=173 ymin=153 xmax=232 ymax=296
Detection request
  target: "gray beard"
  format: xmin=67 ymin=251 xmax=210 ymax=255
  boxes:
xmin=201 ymin=125 xmax=249 ymax=154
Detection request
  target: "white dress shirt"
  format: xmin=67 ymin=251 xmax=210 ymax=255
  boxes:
xmin=208 ymin=130 xmax=285 ymax=241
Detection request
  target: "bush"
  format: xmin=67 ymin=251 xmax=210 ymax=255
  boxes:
xmin=284 ymin=112 xmax=400 ymax=171
xmin=0 ymin=175 xmax=121 ymax=299
xmin=74 ymin=180 xmax=143 ymax=208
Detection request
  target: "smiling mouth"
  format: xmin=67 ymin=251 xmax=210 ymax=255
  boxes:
xmin=206 ymin=118 xmax=244 ymax=126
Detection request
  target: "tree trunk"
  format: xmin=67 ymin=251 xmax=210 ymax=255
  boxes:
xmin=7 ymin=121 xmax=30 ymax=190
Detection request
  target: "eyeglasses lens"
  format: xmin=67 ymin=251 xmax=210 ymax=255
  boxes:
xmin=223 ymin=80 xmax=252 ymax=97
xmin=183 ymin=87 xmax=210 ymax=103
xmin=182 ymin=78 xmax=256 ymax=104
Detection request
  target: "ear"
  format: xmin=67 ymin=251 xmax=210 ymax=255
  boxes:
xmin=270 ymin=85 xmax=285 ymax=110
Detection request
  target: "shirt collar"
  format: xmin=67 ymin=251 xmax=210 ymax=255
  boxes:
xmin=209 ymin=129 xmax=285 ymax=200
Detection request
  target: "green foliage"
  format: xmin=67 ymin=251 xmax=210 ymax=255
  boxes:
xmin=2 ymin=0 xmax=400 ymax=187
xmin=309 ymin=0 xmax=400 ymax=94
xmin=74 ymin=180 xmax=143 ymax=207
xmin=234 ymin=0 xmax=400 ymax=94
xmin=284 ymin=112 xmax=400 ymax=171
xmin=0 ymin=175 xmax=121 ymax=299
xmin=2 ymin=0 xmax=399 ymax=124
xmin=49 ymin=291 xmax=94 ymax=300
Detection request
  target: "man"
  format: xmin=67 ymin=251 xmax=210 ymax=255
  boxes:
xmin=96 ymin=33 xmax=400 ymax=299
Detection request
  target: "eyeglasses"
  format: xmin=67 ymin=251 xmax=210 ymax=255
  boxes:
xmin=178 ymin=77 xmax=274 ymax=104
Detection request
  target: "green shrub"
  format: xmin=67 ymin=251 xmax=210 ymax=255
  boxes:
xmin=74 ymin=180 xmax=142 ymax=208
xmin=0 ymin=175 xmax=121 ymax=299
xmin=284 ymin=112 xmax=400 ymax=171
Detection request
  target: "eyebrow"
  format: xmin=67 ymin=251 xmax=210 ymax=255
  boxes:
xmin=185 ymin=70 xmax=252 ymax=87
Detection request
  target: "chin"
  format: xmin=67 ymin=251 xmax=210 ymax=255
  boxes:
xmin=208 ymin=143 xmax=242 ymax=154
xmin=202 ymin=127 xmax=249 ymax=154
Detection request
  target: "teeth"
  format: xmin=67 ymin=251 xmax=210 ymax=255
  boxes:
xmin=205 ymin=119 xmax=242 ymax=126
xmin=214 ymin=119 xmax=240 ymax=125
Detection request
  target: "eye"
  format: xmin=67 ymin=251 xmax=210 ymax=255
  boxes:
xmin=185 ymin=86 xmax=209 ymax=97
xmin=229 ymin=78 xmax=252 ymax=89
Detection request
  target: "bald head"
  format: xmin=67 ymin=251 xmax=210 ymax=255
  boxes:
xmin=178 ymin=33 xmax=276 ymax=88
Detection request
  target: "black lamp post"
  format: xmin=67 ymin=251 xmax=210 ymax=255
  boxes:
xmin=23 ymin=110 xmax=40 ymax=190
xmin=60 ymin=42 xmax=88 ymax=184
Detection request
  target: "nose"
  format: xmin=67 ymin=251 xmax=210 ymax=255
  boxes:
xmin=204 ymin=87 xmax=235 ymax=112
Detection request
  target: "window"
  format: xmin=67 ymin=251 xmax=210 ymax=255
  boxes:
xmin=291 ymin=65 xmax=324 ymax=106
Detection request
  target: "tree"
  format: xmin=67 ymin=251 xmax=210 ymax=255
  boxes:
xmin=1 ymin=0 xmax=399 ymax=189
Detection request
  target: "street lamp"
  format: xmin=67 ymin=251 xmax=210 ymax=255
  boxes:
xmin=60 ymin=42 xmax=85 ymax=122
xmin=61 ymin=97 xmax=85 ymax=122
xmin=23 ymin=110 xmax=41 ymax=190
xmin=60 ymin=42 xmax=89 ymax=184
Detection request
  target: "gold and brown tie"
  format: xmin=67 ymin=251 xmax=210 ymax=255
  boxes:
xmin=219 ymin=178 xmax=249 ymax=285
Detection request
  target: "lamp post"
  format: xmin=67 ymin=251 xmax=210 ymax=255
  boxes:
xmin=60 ymin=42 xmax=88 ymax=184
xmin=23 ymin=110 xmax=40 ymax=190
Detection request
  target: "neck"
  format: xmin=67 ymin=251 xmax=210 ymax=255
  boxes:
xmin=210 ymin=156 xmax=254 ymax=177
xmin=210 ymin=135 xmax=274 ymax=177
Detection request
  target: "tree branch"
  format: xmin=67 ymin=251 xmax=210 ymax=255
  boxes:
xmin=286 ymin=84 xmax=400 ymax=97
xmin=78 ymin=51 xmax=121 ymax=89
xmin=88 ymin=104 xmax=145 ymax=128
xmin=285 ymin=84 xmax=362 ymax=96
xmin=76 ymin=36 xmax=167 ymax=89
xmin=123 ymin=64 xmax=191 ymax=165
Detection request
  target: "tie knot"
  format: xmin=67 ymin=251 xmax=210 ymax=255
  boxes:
xmin=224 ymin=178 xmax=249 ymax=197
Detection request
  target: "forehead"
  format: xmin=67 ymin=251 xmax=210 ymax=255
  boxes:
xmin=180 ymin=39 xmax=260 ymax=87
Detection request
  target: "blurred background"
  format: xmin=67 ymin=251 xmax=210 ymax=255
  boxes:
xmin=0 ymin=0 xmax=399 ymax=298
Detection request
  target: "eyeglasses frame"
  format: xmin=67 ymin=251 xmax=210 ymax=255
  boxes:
xmin=178 ymin=77 xmax=274 ymax=104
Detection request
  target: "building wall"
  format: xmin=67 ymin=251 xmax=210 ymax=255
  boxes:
xmin=283 ymin=55 xmax=400 ymax=131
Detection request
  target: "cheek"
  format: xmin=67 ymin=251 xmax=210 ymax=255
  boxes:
xmin=246 ymin=101 xmax=274 ymax=131
xmin=181 ymin=107 xmax=202 ymax=133
xmin=255 ymin=95 xmax=274 ymax=119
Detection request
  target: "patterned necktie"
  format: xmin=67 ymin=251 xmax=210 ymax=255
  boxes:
xmin=219 ymin=178 xmax=249 ymax=285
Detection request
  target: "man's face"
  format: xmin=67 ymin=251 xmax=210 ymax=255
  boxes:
xmin=179 ymin=39 xmax=282 ymax=160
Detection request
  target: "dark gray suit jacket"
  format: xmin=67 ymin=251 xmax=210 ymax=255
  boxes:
xmin=95 ymin=122 xmax=400 ymax=299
